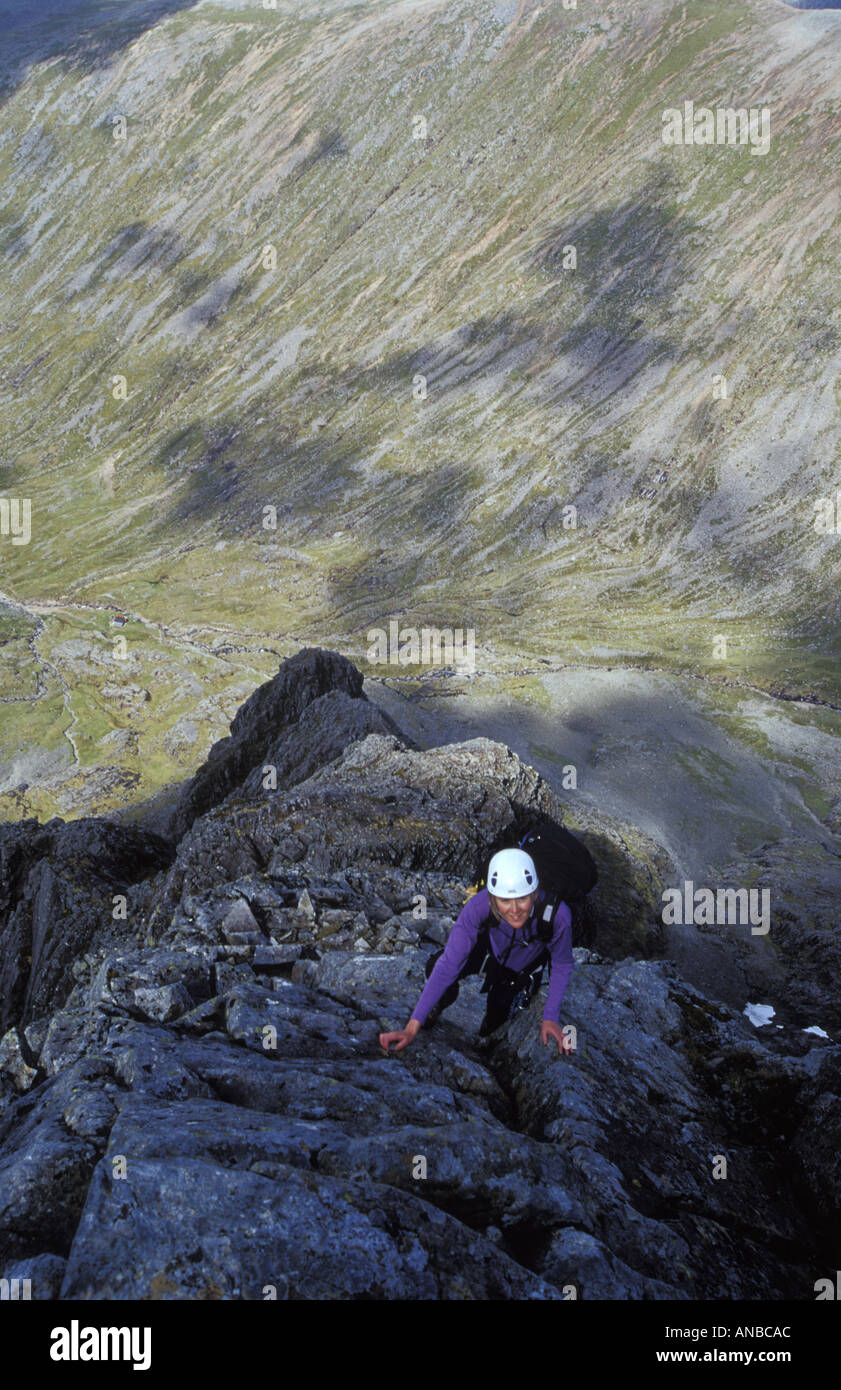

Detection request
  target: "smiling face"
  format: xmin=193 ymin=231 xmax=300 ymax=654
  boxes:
xmin=491 ymin=893 xmax=536 ymax=929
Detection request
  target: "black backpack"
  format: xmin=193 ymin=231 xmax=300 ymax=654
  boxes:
xmin=519 ymin=822 xmax=598 ymax=940
xmin=474 ymin=820 xmax=598 ymax=944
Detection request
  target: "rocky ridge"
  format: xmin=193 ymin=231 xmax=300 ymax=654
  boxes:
xmin=0 ymin=649 xmax=837 ymax=1300
xmin=3 ymin=0 xmax=841 ymax=825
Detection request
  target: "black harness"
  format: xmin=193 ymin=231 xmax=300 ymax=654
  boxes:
xmin=474 ymin=892 xmax=560 ymax=994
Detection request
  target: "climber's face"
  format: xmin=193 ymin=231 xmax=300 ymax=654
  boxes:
xmin=493 ymin=893 xmax=535 ymax=929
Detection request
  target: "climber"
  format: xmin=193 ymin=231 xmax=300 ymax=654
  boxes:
xmin=378 ymin=848 xmax=574 ymax=1056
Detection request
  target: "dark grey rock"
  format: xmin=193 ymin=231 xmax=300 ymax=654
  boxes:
xmin=0 ymin=1028 xmax=37 ymax=1092
xmin=86 ymin=948 xmax=213 ymax=1021
xmin=0 ymin=817 xmax=173 ymax=1035
xmin=149 ymin=729 xmax=563 ymax=923
xmin=0 ymin=1058 xmax=117 ymax=1267
xmin=238 ymin=687 xmax=407 ymax=804
xmin=1 ymin=1252 xmax=67 ymax=1300
xmin=60 ymin=1153 xmax=560 ymax=1301
xmin=0 ymin=646 xmax=836 ymax=1301
xmin=252 ymin=943 xmax=303 ymax=967
xmin=163 ymin=648 xmax=407 ymax=842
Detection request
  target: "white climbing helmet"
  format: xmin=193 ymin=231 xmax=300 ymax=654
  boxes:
xmin=487 ymin=848 xmax=538 ymax=898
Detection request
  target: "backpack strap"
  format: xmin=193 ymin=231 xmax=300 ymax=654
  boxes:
xmin=472 ymin=912 xmax=494 ymax=969
xmin=474 ymin=910 xmax=520 ymax=970
xmin=478 ymin=898 xmax=556 ymax=958
xmin=536 ymin=890 xmax=560 ymax=943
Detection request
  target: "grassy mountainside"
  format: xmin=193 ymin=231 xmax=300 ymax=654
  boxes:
xmin=1 ymin=0 xmax=840 ymax=820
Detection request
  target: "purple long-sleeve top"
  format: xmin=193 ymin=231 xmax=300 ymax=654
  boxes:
xmin=411 ymin=887 xmax=574 ymax=1026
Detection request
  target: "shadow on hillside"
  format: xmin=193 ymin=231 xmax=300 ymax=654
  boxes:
xmin=264 ymin=167 xmax=692 ymax=425
xmin=133 ymin=166 xmax=698 ymax=608
xmin=148 ymin=414 xmax=475 ymax=627
xmin=0 ymin=0 xmax=204 ymax=104
xmin=293 ymin=127 xmax=349 ymax=175
xmin=127 ymin=155 xmax=838 ymax=638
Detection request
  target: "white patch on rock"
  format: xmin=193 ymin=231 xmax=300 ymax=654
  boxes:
xmin=744 ymin=1002 xmax=775 ymax=1027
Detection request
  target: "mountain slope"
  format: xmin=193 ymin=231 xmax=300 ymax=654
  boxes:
xmin=1 ymin=0 xmax=840 ymax=819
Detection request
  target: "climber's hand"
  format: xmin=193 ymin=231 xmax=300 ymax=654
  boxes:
xmin=379 ymin=1020 xmax=420 ymax=1054
xmin=541 ymin=1019 xmax=571 ymax=1055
